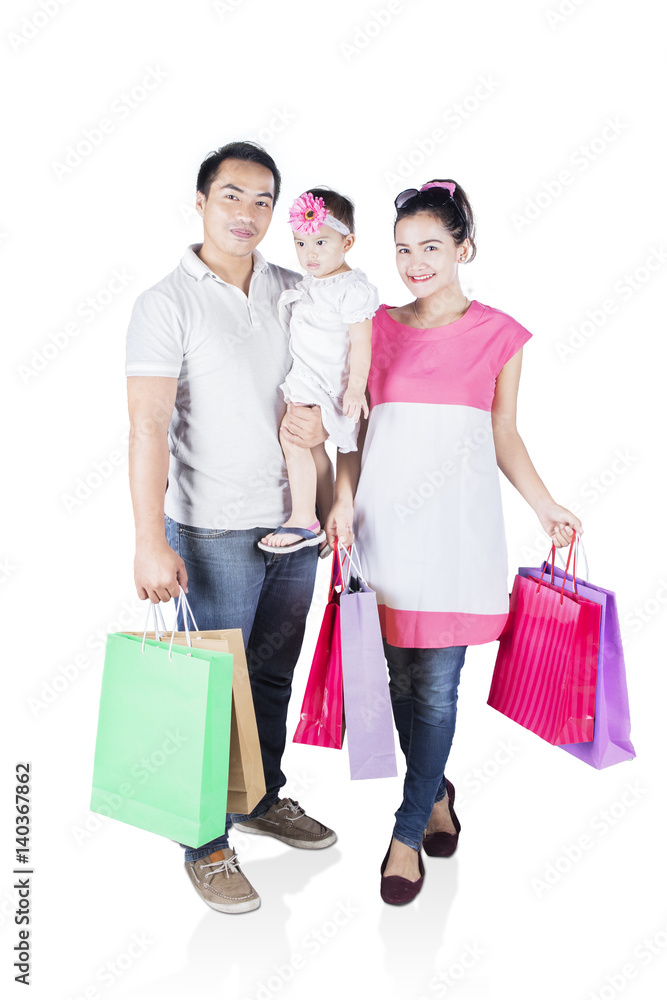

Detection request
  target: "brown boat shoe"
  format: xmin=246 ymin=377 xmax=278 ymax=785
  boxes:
xmin=184 ymin=846 xmax=260 ymax=914
xmin=233 ymin=798 xmax=337 ymax=849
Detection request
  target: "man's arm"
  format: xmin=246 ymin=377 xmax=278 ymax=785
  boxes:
xmin=127 ymin=376 xmax=188 ymax=602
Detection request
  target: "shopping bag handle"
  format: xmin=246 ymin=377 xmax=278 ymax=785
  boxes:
xmin=142 ymin=601 xmax=168 ymax=652
xmin=338 ymin=540 xmax=367 ymax=587
xmin=329 ymin=538 xmax=344 ymax=598
xmin=168 ymin=591 xmax=199 ymax=660
xmin=536 ymin=531 xmax=579 ymax=605
xmin=555 ymin=532 xmax=589 ymax=582
xmin=141 ymin=591 xmax=199 ymax=660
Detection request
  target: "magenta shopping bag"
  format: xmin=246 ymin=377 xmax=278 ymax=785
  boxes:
xmin=488 ymin=571 xmax=600 ymax=745
xmin=520 ymin=562 xmax=635 ymax=769
xmin=339 ymin=544 xmax=397 ymax=780
xmin=292 ymin=543 xmax=344 ymax=749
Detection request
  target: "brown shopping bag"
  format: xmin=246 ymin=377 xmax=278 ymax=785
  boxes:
xmin=130 ymin=603 xmax=266 ymax=814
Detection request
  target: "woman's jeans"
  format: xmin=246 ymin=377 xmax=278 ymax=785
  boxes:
xmin=384 ymin=640 xmax=467 ymax=852
xmin=164 ymin=515 xmax=318 ymax=862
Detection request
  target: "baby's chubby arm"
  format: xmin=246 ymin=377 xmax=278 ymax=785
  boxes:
xmin=342 ymin=317 xmax=372 ymax=422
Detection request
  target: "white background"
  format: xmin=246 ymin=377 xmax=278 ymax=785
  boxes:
xmin=4 ymin=1 xmax=666 ymax=998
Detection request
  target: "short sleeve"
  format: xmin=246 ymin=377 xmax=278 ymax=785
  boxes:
xmin=125 ymin=289 xmax=184 ymax=377
xmin=495 ymin=319 xmax=532 ymax=374
xmin=339 ymin=277 xmax=380 ymax=325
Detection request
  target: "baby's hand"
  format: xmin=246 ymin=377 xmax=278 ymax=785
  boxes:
xmin=342 ymin=388 xmax=369 ymax=423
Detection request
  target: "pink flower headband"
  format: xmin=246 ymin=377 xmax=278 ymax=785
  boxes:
xmin=288 ymin=192 xmax=351 ymax=236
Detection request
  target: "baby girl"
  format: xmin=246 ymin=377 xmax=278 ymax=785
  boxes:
xmin=258 ymin=188 xmax=379 ymax=554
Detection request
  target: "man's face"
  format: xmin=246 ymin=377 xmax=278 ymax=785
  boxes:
xmin=196 ymin=158 xmax=275 ymax=258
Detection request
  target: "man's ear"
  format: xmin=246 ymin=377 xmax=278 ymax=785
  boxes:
xmin=195 ymin=191 xmax=206 ymax=218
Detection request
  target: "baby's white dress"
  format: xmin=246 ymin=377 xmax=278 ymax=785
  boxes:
xmin=278 ymin=268 xmax=379 ymax=453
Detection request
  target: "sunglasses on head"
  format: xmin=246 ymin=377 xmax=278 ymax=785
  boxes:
xmin=394 ymin=181 xmax=456 ymax=210
xmin=394 ymin=181 xmax=467 ymax=231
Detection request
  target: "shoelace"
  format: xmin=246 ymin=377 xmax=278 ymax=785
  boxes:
xmin=200 ymin=854 xmax=240 ymax=879
xmin=277 ymin=798 xmax=305 ymax=819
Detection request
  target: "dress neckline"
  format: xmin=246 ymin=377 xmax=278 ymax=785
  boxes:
xmin=301 ymin=267 xmax=364 ymax=287
xmin=379 ymin=300 xmax=484 ymax=339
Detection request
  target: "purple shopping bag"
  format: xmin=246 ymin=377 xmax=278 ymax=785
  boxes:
xmin=518 ymin=562 xmax=635 ymax=769
xmin=339 ymin=545 xmax=398 ymax=780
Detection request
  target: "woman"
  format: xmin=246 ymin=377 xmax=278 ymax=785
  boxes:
xmin=325 ymin=180 xmax=582 ymax=905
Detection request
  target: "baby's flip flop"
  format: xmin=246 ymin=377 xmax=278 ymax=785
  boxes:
xmin=257 ymin=521 xmax=325 ymax=555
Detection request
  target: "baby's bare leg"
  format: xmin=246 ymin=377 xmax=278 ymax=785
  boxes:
xmin=313 ymin=443 xmax=334 ymax=525
xmin=260 ymin=431 xmax=318 ymax=548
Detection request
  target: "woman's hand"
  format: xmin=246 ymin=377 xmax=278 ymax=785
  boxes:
xmin=536 ymin=502 xmax=583 ymax=548
xmin=325 ymin=498 xmax=355 ymax=548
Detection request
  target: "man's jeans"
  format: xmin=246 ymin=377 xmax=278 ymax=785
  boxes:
xmin=384 ymin=640 xmax=467 ymax=851
xmin=164 ymin=515 xmax=318 ymax=862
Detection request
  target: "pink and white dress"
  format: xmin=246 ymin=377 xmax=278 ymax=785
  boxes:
xmin=354 ymin=300 xmax=532 ymax=649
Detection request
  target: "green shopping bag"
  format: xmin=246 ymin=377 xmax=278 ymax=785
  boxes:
xmin=90 ymin=626 xmax=233 ymax=848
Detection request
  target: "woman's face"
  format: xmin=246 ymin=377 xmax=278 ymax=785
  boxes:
xmin=394 ymin=211 xmax=467 ymax=297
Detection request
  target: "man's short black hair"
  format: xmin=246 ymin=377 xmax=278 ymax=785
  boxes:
xmin=196 ymin=141 xmax=281 ymax=202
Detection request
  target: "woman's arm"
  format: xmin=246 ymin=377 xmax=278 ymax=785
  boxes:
xmin=324 ymin=393 xmax=370 ymax=547
xmin=492 ymin=350 xmax=582 ymax=547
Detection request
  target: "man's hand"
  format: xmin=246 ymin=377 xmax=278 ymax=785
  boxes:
xmin=134 ymin=540 xmax=188 ymax=603
xmin=280 ymin=403 xmax=329 ymax=449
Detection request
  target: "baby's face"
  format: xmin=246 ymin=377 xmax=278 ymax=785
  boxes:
xmin=293 ymin=224 xmax=347 ymax=277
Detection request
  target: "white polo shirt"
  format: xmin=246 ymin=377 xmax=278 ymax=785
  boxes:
xmin=126 ymin=244 xmax=300 ymax=530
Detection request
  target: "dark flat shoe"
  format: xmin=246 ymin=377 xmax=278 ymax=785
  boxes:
xmin=380 ymin=842 xmax=425 ymax=905
xmin=422 ymin=779 xmax=461 ymax=858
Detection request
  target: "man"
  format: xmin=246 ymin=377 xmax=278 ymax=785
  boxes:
xmin=126 ymin=141 xmax=336 ymax=914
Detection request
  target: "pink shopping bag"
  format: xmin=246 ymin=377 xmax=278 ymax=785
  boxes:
xmin=488 ymin=536 xmax=601 ymax=745
xmin=292 ymin=541 xmax=344 ymax=749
